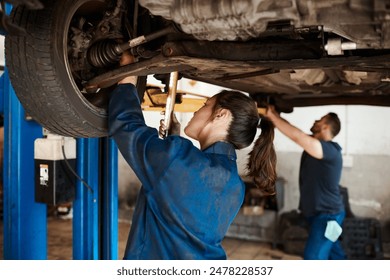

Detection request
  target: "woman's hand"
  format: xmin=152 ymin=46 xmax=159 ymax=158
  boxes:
xmin=119 ymin=51 xmax=135 ymax=66
xmin=159 ymin=112 xmax=181 ymax=138
xmin=118 ymin=51 xmax=137 ymax=85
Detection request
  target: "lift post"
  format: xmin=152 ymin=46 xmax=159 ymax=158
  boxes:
xmin=1 ymin=70 xmax=47 ymax=259
xmin=73 ymin=138 xmax=118 ymax=260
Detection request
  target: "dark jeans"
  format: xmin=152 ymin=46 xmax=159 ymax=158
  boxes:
xmin=304 ymin=211 xmax=346 ymax=260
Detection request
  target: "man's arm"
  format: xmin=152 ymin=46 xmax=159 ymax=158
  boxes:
xmin=265 ymin=106 xmax=323 ymax=159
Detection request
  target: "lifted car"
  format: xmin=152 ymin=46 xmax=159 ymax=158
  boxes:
xmin=2 ymin=0 xmax=390 ymax=137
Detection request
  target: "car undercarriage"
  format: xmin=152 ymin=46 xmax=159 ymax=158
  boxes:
xmin=2 ymin=0 xmax=390 ymax=137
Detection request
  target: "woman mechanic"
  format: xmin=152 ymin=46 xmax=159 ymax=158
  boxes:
xmin=108 ymin=54 xmax=277 ymax=259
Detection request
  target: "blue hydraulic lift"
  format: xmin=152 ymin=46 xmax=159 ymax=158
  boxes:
xmin=1 ymin=10 xmax=119 ymax=258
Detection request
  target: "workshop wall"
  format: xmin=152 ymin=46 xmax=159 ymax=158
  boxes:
xmin=118 ymin=105 xmax=390 ymax=225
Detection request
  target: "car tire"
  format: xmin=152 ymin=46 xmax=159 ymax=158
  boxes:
xmin=5 ymin=0 xmax=143 ymax=138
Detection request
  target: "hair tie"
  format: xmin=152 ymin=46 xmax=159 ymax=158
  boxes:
xmin=257 ymin=117 xmax=262 ymax=128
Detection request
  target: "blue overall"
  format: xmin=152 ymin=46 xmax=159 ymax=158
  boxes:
xmin=299 ymin=140 xmax=346 ymax=260
xmin=109 ymin=84 xmax=245 ymax=259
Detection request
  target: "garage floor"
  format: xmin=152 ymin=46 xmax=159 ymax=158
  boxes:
xmin=0 ymin=216 xmax=301 ymax=260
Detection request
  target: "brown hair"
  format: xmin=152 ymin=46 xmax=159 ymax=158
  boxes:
xmin=212 ymin=90 xmax=277 ymax=195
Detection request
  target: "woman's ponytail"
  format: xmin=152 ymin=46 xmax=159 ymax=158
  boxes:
xmin=246 ymin=118 xmax=277 ymax=195
xmin=211 ymin=90 xmax=277 ymax=194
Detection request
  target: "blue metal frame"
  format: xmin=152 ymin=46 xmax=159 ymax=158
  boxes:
xmin=72 ymin=138 xmax=118 ymax=260
xmin=72 ymin=138 xmax=100 ymax=259
xmin=1 ymin=71 xmax=46 ymax=260
xmin=101 ymin=137 xmax=118 ymax=260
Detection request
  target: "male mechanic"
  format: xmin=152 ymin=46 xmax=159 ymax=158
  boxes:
xmin=265 ymin=107 xmax=346 ymax=260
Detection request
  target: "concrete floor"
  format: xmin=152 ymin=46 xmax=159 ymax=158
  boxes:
xmin=0 ymin=217 xmax=301 ymax=260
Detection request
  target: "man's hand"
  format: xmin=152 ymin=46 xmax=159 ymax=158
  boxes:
xmin=264 ymin=105 xmax=280 ymax=122
xmin=264 ymin=105 xmax=323 ymax=159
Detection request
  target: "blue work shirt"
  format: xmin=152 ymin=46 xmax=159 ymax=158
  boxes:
xmin=299 ymin=140 xmax=344 ymax=217
xmin=109 ymin=84 xmax=245 ymax=259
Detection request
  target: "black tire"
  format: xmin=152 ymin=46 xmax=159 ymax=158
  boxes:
xmin=5 ymin=0 xmax=134 ymax=137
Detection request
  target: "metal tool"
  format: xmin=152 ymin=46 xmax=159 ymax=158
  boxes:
xmin=160 ymin=71 xmax=179 ymax=139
